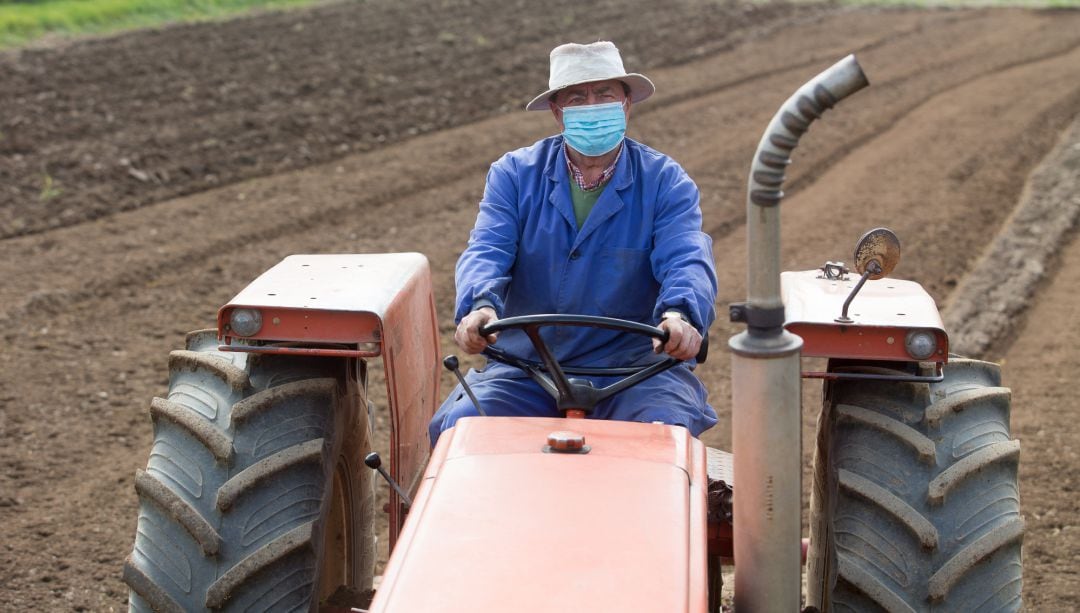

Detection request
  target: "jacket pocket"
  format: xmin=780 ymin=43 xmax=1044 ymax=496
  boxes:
xmin=593 ymin=247 xmax=657 ymax=319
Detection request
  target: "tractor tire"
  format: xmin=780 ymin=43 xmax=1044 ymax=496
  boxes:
xmin=124 ymin=330 xmax=376 ymax=612
xmin=807 ymin=358 xmax=1023 ymax=612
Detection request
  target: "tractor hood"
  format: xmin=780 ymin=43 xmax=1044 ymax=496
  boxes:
xmin=369 ymin=417 xmax=709 ymax=613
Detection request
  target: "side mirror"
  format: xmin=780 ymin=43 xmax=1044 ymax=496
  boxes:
xmin=853 ymin=227 xmax=901 ymax=280
xmin=836 ymin=228 xmax=902 ymax=323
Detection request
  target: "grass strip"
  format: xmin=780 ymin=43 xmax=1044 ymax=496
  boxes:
xmin=0 ymin=0 xmax=325 ymax=48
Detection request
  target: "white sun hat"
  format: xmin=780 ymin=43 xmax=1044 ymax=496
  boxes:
xmin=525 ymin=41 xmax=655 ymax=111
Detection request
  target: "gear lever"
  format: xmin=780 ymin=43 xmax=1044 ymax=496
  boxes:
xmin=443 ymin=355 xmax=487 ymax=417
xmin=364 ymin=452 xmax=412 ymax=511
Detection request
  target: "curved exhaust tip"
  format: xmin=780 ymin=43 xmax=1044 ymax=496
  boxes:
xmin=742 ymin=54 xmax=871 ymax=317
xmin=824 ymin=54 xmax=870 ymax=101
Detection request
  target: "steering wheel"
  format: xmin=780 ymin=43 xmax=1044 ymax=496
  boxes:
xmin=479 ymin=314 xmax=690 ymax=415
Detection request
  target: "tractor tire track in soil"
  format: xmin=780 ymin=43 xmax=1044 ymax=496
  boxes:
xmin=1 ymin=3 xmax=1079 ymax=610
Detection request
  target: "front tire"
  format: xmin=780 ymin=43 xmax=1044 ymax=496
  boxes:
xmin=124 ymin=331 xmax=375 ymax=612
xmin=807 ymin=358 xmax=1023 ymax=612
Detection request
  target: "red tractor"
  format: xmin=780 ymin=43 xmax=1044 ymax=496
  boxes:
xmin=123 ymin=56 xmax=1022 ymax=612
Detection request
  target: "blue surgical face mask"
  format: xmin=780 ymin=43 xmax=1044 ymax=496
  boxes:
xmin=561 ymin=101 xmax=627 ymax=157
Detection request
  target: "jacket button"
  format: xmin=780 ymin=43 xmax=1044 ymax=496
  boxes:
xmin=570 ymin=250 xmax=580 ymax=260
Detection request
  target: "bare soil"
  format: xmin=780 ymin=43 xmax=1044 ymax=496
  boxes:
xmin=0 ymin=0 xmax=821 ymax=239
xmin=1 ymin=1 xmax=1078 ymax=610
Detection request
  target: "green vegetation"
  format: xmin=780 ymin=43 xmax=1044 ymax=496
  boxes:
xmin=0 ymin=0 xmax=325 ymax=48
xmin=2 ymin=0 xmax=1076 ymax=49
xmin=38 ymin=173 xmax=61 ymax=201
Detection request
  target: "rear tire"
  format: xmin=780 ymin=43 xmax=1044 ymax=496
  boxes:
xmin=124 ymin=331 xmax=375 ymax=612
xmin=807 ymin=358 xmax=1023 ymax=612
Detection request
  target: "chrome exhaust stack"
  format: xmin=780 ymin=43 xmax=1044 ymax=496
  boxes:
xmin=729 ymin=55 xmax=868 ymax=612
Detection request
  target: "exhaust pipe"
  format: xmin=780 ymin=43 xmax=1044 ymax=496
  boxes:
xmin=729 ymin=55 xmax=868 ymax=613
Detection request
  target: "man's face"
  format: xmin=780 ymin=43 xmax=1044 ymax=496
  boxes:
xmin=550 ymin=79 xmax=631 ymax=128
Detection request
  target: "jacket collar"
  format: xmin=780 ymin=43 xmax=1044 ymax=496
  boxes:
xmin=546 ymin=136 xmax=635 ymax=248
xmin=545 ymin=136 xmax=634 ymax=191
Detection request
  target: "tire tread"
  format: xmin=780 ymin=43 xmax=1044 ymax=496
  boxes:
xmin=925 ymin=387 xmax=1010 ymax=428
xmin=809 ymin=358 xmax=1023 ymax=612
xmin=123 ymin=557 xmax=185 ymax=613
xmin=836 ymin=554 xmax=918 ymax=613
xmin=928 ymin=517 xmax=1025 ymax=601
xmin=838 ymin=469 xmax=938 ymax=549
xmin=134 ymin=469 xmax=222 ymax=556
xmin=215 ymin=438 xmax=325 ymax=512
xmin=836 ymin=403 xmax=935 ymax=464
xmin=150 ymin=397 xmax=233 ymax=464
xmin=927 ymin=440 xmax=1020 ymax=505
xmin=168 ymin=350 xmax=250 ymax=391
xmin=205 ymin=521 xmax=315 ymax=609
xmin=126 ymin=345 xmax=373 ymax=612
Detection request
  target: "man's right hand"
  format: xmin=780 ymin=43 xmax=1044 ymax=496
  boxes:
xmin=455 ymin=306 xmax=499 ymax=354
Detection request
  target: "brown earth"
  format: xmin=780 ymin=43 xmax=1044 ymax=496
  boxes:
xmin=1 ymin=1 xmax=1079 ymax=610
xmin=0 ymin=0 xmax=823 ymax=239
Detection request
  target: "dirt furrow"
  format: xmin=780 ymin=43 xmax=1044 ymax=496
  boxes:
xmin=639 ymin=9 xmax=1080 ymax=244
xmin=693 ymin=37 xmax=1080 ymax=439
xmin=0 ymin=0 xmax=824 ymax=240
xmin=4 ymin=3 xmax=1079 ymax=518
xmin=7 ymin=8 xmax=1075 ymax=330
xmin=946 ymin=119 xmax=1080 ymax=357
xmin=3 ymin=5 xmax=1080 ymax=610
xmin=1 ymin=8 xmax=919 ymax=323
xmin=1001 ymin=206 xmax=1080 ymax=611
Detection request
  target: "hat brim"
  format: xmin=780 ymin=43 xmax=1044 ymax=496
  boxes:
xmin=525 ymin=73 xmax=655 ymax=111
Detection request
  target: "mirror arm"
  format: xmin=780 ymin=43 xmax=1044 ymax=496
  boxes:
xmin=836 ymin=260 xmax=881 ymax=323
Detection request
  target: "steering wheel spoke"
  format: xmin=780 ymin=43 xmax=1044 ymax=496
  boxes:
xmin=521 ymin=324 xmax=574 ymax=401
xmin=478 ymin=314 xmax=678 ymax=414
xmin=595 ymin=357 xmax=679 ymax=399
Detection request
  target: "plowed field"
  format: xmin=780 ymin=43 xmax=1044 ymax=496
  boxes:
xmin=1 ymin=1 xmax=1078 ymax=609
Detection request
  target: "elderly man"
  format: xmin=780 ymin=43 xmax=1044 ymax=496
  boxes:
xmin=429 ymin=41 xmax=718 ymax=444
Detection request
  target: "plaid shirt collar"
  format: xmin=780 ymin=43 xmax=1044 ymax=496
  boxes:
xmin=565 ymin=142 xmax=623 ymax=191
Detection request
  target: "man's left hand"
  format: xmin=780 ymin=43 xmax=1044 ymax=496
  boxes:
xmin=654 ymin=315 xmax=701 ymax=360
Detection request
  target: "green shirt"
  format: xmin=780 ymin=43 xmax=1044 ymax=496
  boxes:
xmin=569 ymin=179 xmax=608 ymax=229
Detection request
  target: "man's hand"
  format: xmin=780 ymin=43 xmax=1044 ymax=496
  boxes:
xmin=455 ymin=306 xmax=499 ymax=354
xmin=653 ymin=314 xmax=702 ymax=360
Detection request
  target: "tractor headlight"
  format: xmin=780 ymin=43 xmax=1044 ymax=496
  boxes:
xmin=905 ymin=329 xmax=937 ymax=360
xmin=229 ymin=308 xmax=263 ymax=337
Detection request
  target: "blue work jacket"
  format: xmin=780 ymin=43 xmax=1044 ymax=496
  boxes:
xmin=455 ymin=135 xmax=718 ymax=371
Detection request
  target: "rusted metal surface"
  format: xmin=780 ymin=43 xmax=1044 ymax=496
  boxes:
xmin=370 ymin=416 xmax=709 ymax=612
xmin=853 ymin=227 xmax=901 ymax=279
xmin=218 ymin=345 xmax=379 ymax=358
xmin=219 ymin=253 xmax=429 ymax=314
xmin=218 ymin=307 xmax=381 ymax=346
xmin=782 ymin=269 xmax=949 ymax=362
xmin=802 ymin=362 xmax=944 ymax=383
xmin=378 ymin=262 xmax=441 ymax=543
xmin=216 ymin=253 xmax=440 ymax=546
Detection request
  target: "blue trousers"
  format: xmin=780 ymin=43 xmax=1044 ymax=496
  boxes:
xmin=429 ymin=362 xmax=717 ymax=446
